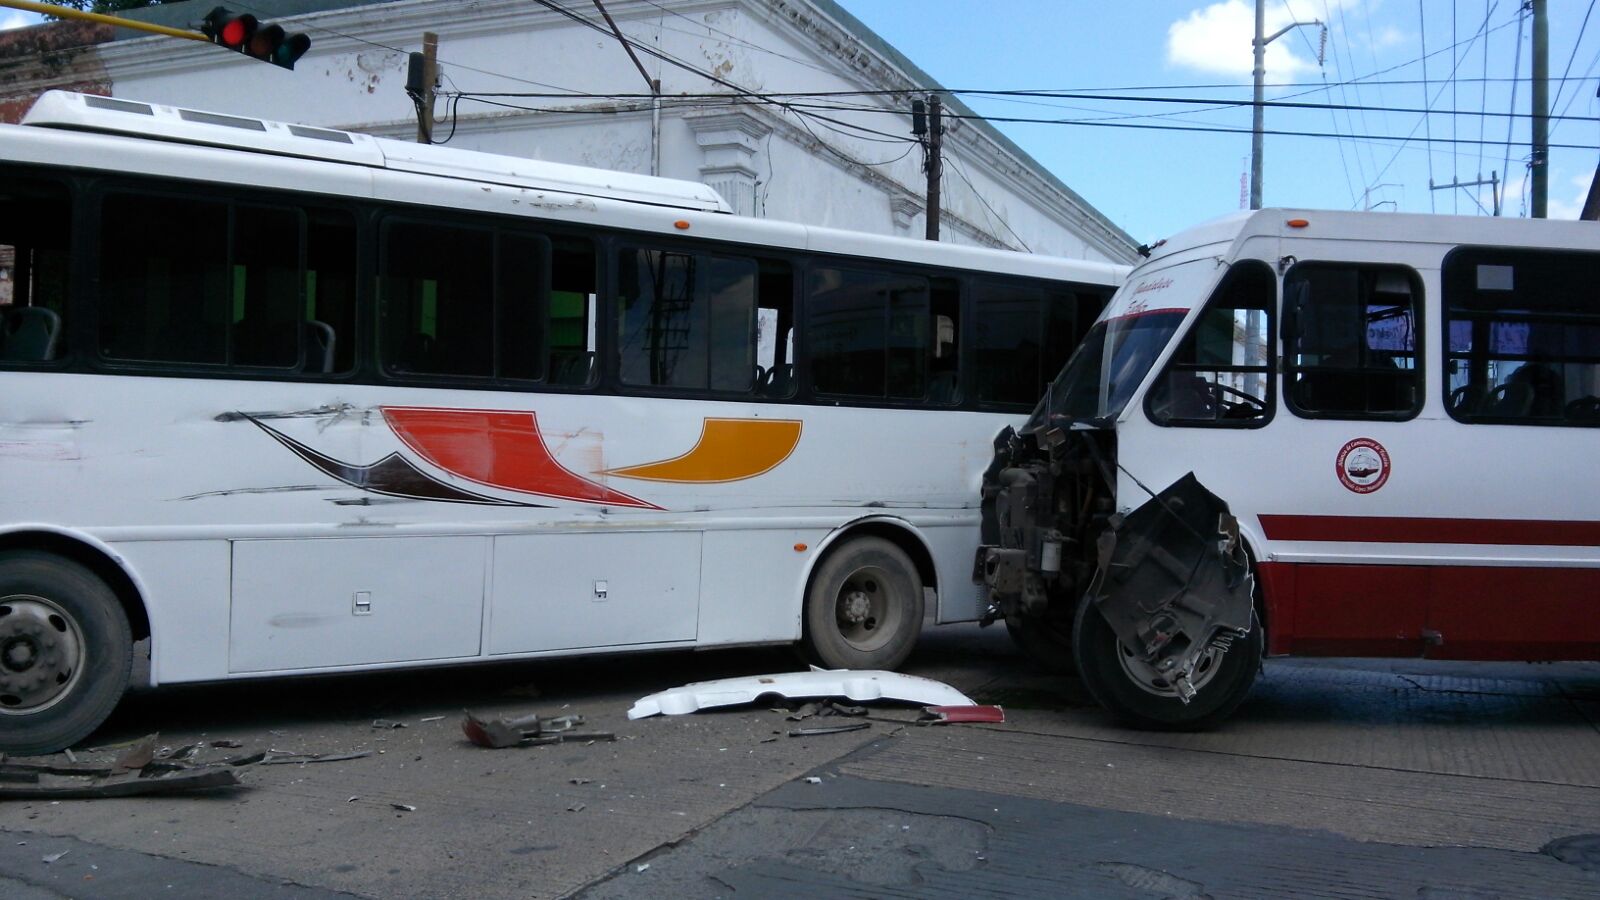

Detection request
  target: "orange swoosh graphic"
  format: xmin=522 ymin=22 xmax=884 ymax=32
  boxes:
xmin=383 ymin=407 xmax=659 ymax=509
xmin=605 ymin=418 xmax=802 ymax=483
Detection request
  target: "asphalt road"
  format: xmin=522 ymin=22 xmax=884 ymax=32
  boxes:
xmin=2 ymin=621 xmax=1597 ymax=899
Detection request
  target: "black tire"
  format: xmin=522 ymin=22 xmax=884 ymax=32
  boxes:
xmin=801 ymin=537 xmax=923 ymax=670
xmin=1072 ymin=596 xmax=1260 ymax=731
xmin=0 ymin=551 xmax=132 ymax=755
xmin=1005 ymin=611 xmax=1077 ymax=675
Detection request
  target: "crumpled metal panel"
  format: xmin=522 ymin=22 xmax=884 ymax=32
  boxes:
xmin=628 ymin=667 xmax=975 ymax=719
xmin=1087 ymin=472 xmax=1254 ymax=702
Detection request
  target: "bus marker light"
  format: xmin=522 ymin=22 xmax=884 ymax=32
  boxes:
xmin=674 ymin=220 xmax=691 ymax=230
xmin=1287 ymin=218 xmax=1310 ymax=228
xmin=794 ymin=543 xmax=808 ymax=552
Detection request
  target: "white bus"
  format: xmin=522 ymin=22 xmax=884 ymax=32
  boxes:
xmin=0 ymin=91 xmax=1124 ymax=753
xmin=979 ymin=209 xmax=1600 ymax=729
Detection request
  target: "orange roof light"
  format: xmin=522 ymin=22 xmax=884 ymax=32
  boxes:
xmin=1286 ymin=218 xmax=1310 ymax=228
xmin=794 ymin=543 xmax=808 ymax=552
xmin=674 ymin=219 xmax=691 ymax=230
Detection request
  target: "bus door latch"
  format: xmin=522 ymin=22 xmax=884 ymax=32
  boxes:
xmin=594 ymin=581 xmax=609 ymax=601
xmin=353 ymin=591 xmax=373 ymax=616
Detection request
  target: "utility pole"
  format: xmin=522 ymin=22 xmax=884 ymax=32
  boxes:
xmin=1429 ymin=172 xmax=1501 ymax=216
xmin=1583 ymin=86 xmax=1600 ymax=221
xmin=1251 ymin=0 xmax=1321 ymax=209
xmin=592 ymin=0 xmax=662 ymax=175
xmin=1530 ymin=0 xmax=1549 ymax=217
xmin=924 ymin=95 xmax=943 ymax=241
xmin=407 ymin=32 xmax=438 ymax=144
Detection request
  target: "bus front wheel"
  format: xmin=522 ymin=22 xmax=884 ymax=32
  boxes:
xmin=801 ymin=537 xmax=923 ymax=671
xmin=0 ymin=551 xmax=133 ymax=755
xmin=1072 ymin=597 xmax=1260 ymax=731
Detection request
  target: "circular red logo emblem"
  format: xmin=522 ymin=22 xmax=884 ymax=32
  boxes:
xmin=1336 ymin=438 xmax=1390 ymax=494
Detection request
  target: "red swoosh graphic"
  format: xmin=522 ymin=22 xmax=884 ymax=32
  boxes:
xmin=382 ymin=407 xmax=659 ymax=509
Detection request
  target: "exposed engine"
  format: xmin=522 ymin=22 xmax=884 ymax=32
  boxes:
xmin=976 ymin=420 xmax=1255 ymax=704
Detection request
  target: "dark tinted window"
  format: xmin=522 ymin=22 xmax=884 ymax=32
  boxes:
xmin=618 ymin=247 xmax=758 ymax=393
xmin=808 ymin=267 xmax=931 ymax=399
xmin=1284 ymin=263 xmax=1422 ymax=419
xmin=1147 ymin=260 xmax=1275 ymax=426
xmin=548 ymin=236 xmax=597 ymax=386
xmin=98 ymin=191 xmax=354 ymax=373
xmin=1444 ymin=248 xmax=1600 ymax=426
xmin=380 ymin=220 xmax=549 ymax=381
xmin=0 ymin=172 xmax=71 ymax=364
xmin=972 ymin=282 xmax=1086 ymax=407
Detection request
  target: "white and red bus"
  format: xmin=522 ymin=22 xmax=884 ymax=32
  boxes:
xmin=980 ymin=209 xmax=1600 ymax=728
xmin=0 ymin=91 xmax=1124 ymax=753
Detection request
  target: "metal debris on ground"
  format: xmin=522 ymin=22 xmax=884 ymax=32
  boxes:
xmin=628 ymin=668 xmax=978 ymax=719
xmin=787 ymin=722 xmax=872 ymax=737
xmin=371 ymin=719 xmax=407 ymax=730
xmin=391 ymin=803 xmax=417 ymax=812
xmin=0 ymin=733 xmax=256 ymax=800
xmin=782 ymin=699 xmax=868 ymax=721
xmin=259 ymin=750 xmax=373 ymax=765
xmin=461 ymin=709 xmax=615 ymax=749
xmin=919 ymin=705 xmax=1006 ymax=725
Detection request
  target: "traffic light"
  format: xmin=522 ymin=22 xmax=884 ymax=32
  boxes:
xmin=201 ymin=7 xmax=311 ymax=70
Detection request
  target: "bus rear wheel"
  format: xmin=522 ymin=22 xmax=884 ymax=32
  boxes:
xmin=1072 ymin=596 xmax=1260 ymax=731
xmin=801 ymin=537 xmax=923 ymax=671
xmin=0 ymin=551 xmax=132 ymax=755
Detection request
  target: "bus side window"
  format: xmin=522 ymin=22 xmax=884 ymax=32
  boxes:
xmin=808 ymin=267 xmax=930 ymax=401
xmin=617 ymin=246 xmax=758 ymax=394
xmin=1443 ymin=248 xmax=1600 ymax=426
xmin=1146 ymin=260 xmax=1275 ymax=427
xmin=547 ymin=236 xmax=597 ymax=387
xmin=1283 ymin=263 xmax=1423 ymax=420
xmin=0 ymin=173 xmax=71 ymax=364
xmin=754 ymin=259 xmax=795 ymax=399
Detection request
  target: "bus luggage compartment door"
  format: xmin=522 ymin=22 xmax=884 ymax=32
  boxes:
xmin=487 ymin=531 xmax=701 ymax=654
xmin=229 ymin=536 xmax=488 ymax=673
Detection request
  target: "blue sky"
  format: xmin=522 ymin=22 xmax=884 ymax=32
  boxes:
xmin=4 ymin=1 xmax=1596 ymax=243
xmin=838 ymin=0 xmax=1600 ymax=241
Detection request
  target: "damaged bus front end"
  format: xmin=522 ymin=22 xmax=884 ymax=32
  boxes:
xmin=976 ymin=253 xmax=1263 ymax=730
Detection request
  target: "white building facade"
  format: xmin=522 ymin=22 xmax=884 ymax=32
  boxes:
xmin=32 ymin=0 xmax=1137 ymax=263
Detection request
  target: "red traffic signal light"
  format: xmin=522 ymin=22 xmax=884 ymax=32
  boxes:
xmin=201 ymin=7 xmax=311 ymax=70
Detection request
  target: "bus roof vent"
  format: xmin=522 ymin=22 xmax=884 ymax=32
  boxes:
xmin=21 ymin=91 xmax=731 ymax=213
xmin=23 ymin=90 xmax=388 ymax=166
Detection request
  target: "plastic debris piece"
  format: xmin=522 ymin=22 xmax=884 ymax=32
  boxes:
xmin=919 ymin=705 xmax=1006 ymax=724
xmin=629 ymin=668 xmax=976 ymax=719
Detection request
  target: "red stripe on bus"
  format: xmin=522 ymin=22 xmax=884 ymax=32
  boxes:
xmin=1104 ymin=307 xmax=1189 ymax=324
xmin=1258 ymin=514 xmax=1600 ymax=547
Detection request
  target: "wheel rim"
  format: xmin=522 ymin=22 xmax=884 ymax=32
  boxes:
xmin=833 ymin=564 xmax=903 ymax=653
xmin=1115 ymin=638 xmax=1224 ymax=699
xmin=0 ymin=594 xmax=86 ymax=715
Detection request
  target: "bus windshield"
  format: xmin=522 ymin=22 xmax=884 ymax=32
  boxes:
xmin=1026 ymin=259 xmax=1219 ymax=429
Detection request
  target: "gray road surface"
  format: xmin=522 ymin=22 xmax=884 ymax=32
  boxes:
xmin=2 ymin=622 xmax=1597 ymax=898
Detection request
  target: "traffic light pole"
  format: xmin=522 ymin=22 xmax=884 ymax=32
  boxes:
xmin=925 ymin=95 xmax=942 ymax=242
xmin=0 ymin=0 xmax=209 ymax=42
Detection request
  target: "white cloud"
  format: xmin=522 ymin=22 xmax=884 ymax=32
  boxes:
xmin=1167 ymin=0 xmax=1323 ymax=78
xmin=1547 ymin=172 xmax=1594 ymax=220
xmin=1 ymin=12 xmax=39 ymax=31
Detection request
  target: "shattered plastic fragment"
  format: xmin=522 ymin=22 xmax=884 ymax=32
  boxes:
xmin=627 ymin=668 xmax=975 ymax=719
xmin=919 ymin=705 xmax=1006 ymax=725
